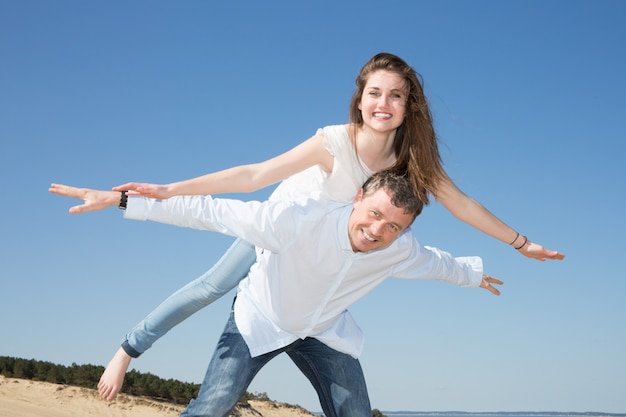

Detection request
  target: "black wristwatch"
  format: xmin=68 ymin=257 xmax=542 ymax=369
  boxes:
xmin=119 ymin=190 xmax=128 ymax=210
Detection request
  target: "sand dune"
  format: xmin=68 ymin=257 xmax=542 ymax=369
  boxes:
xmin=0 ymin=375 xmax=316 ymax=417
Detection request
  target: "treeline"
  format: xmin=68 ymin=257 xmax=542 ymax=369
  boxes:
xmin=0 ymin=356 xmax=265 ymax=405
xmin=0 ymin=356 xmax=387 ymax=416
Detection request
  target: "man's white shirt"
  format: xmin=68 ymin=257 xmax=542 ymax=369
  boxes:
xmin=125 ymin=195 xmax=483 ymax=358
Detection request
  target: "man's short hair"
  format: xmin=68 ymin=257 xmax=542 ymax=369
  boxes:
xmin=361 ymin=170 xmax=423 ymax=221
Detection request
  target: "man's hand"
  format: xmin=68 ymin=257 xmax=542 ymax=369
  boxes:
xmin=49 ymin=183 xmax=120 ymax=214
xmin=480 ymin=274 xmax=503 ymax=296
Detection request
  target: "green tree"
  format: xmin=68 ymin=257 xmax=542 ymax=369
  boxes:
xmin=372 ymin=408 xmax=387 ymax=417
xmin=0 ymin=356 xmax=16 ymax=376
xmin=13 ymin=358 xmax=35 ymax=379
xmin=0 ymin=356 xmax=258 ymax=407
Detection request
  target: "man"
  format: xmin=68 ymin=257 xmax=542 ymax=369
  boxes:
xmin=50 ymin=170 xmax=501 ymax=417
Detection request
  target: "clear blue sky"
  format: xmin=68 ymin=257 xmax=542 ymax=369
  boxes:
xmin=1 ymin=0 xmax=625 ymax=413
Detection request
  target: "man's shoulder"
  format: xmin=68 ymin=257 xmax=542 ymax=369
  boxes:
xmin=385 ymin=227 xmax=420 ymax=254
xmin=266 ymin=199 xmax=345 ymax=231
xmin=280 ymin=197 xmax=346 ymax=214
xmin=260 ymin=199 xmax=347 ymax=247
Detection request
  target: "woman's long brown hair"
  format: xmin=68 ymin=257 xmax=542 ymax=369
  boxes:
xmin=349 ymin=52 xmax=444 ymax=206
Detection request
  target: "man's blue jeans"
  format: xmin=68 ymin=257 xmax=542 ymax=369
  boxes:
xmin=180 ymin=309 xmax=372 ymax=417
xmin=122 ymin=238 xmax=256 ymax=357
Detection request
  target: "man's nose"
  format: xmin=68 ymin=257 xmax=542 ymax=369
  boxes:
xmin=370 ymin=221 xmax=384 ymax=235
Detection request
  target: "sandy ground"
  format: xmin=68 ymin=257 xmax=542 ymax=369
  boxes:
xmin=0 ymin=375 xmax=316 ymax=417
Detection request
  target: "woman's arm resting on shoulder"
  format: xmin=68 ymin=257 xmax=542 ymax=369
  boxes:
xmin=434 ymin=176 xmax=564 ymax=261
xmin=112 ymin=132 xmax=333 ymax=199
xmin=49 ymin=183 xmax=120 ymax=214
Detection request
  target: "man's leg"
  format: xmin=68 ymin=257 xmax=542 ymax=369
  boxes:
xmin=286 ymin=338 xmax=372 ymax=417
xmin=181 ymin=308 xmax=278 ymax=417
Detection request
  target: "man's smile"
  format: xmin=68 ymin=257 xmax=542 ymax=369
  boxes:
xmin=362 ymin=229 xmax=377 ymax=242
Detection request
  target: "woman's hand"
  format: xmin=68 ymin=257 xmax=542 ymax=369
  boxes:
xmin=113 ymin=182 xmax=171 ymax=199
xmin=517 ymin=240 xmax=565 ymax=261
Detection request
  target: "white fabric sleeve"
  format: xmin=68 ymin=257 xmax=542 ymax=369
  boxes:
xmin=124 ymin=195 xmax=288 ymax=252
xmin=392 ymin=236 xmax=483 ymax=288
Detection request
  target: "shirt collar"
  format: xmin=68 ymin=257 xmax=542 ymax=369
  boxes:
xmin=337 ymin=207 xmax=356 ymax=254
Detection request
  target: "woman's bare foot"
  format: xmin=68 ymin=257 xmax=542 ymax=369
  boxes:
xmin=98 ymin=347 xmax=132 ymax=401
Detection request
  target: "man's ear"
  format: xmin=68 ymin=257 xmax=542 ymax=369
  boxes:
xmin=353 ymin=188 xmax=364 ymax=206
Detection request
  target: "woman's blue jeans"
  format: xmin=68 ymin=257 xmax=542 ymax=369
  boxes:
xmin=180 ymin=309 xmax=372 ymax=417
xmin=122 ymin=238 xmax=256 ymax=357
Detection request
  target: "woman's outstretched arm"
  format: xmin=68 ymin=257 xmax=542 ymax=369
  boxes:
xmin=50 ymin=133 xmax=333 ymax=213
xmin=434 ymin=175 xmax=564 ymax=261
xmin=113 ymin=132 xmax=333 ymax=199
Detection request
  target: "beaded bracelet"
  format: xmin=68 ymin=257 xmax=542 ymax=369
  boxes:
xmin=514 ymin=235 xmax=528 ymax=250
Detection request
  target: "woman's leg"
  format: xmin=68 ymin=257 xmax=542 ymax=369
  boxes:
xmin=98 ymin=238 xmax=256 ymax=400
xmin=287 ymin=338 xmax=372 ymax=417
xmin=123 ymin=238 xmax=256 ymax=356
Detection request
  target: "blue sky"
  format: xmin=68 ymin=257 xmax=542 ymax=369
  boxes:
xmin=1 ymin=0 xmax=625 ymax=413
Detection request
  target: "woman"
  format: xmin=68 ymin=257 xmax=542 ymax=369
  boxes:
xmin=53 ymin=52 xmax=563 ymax=401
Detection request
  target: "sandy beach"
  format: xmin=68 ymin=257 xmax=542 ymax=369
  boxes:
xmin=0 ymin=375 xmax=316 ymax=417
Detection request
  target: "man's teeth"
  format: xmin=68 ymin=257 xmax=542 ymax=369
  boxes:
xmin=363 ymin=231 xmax=376 ymax=242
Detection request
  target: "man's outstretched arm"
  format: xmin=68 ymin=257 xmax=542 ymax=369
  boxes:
xmin=480 ymin=274 xmax=503 ymax=296
xmin=50 ymin=183 xmax=287 ymax=253
xmin=50 ymin=183 xmax=121 ymax=214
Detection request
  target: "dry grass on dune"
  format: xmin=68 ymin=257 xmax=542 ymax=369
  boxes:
xmin=0 ymin=375 xmax=316 ymax=417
